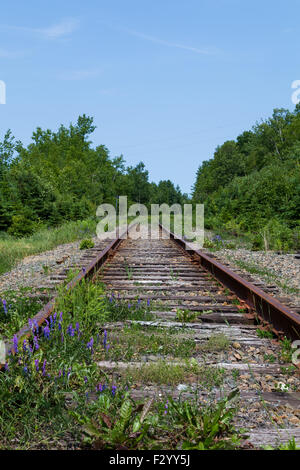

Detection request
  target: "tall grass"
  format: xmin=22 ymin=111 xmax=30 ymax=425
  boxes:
xmin=0 ymin=218 xmax=97 ymax=275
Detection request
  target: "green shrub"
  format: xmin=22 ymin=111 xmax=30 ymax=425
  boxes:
xmin=79 ymin=239 xmax=95 ymax=250
xmin=7 ymin=214 xmax=36 ymax=237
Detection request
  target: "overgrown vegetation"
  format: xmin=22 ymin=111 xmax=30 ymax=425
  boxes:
xmin=0 ymin=290 xmax=44 ymax=338
xmin=193 ymin=105 xmax=300 ymax=251
xmin=0 ymin=218 xmax=96 ymax=275
xmin=0 ymin=277 xmax=243 ymax=450
xmin=79 ymin=239 xmax=95 ymax=250
xmin=99 ymin=324 xmax=196 ymax=361
xmin=124 ymin=360 xmax=225 ymax=388
xmin=72 ymin=389 xmax=244 ymax=450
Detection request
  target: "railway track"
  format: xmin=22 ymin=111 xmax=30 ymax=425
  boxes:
xmin=3 ymin=223 xmax=300 ymax=449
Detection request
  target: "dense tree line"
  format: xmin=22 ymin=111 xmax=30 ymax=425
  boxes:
xmin=192 ymin=106 xmax=300 ymax=250
xmin=0 ymin=115 xmax=187 ymax=236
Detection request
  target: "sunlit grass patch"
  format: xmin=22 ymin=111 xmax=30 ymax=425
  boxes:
xmin=98 ymin=324 xmax=196 ymax=361
xmin=197 ymin=333 xmax=230 ymax=352
xmin=123 ymin=359 xmax=225 ymax=388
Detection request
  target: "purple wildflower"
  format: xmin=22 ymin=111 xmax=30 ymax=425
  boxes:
xmin=4 ymin=362 xmax=9 ymax=371
xmin=43 ymin=325 xmax=50 ymax=339
xmin=13 ymin=335 xmax=18 ymax=354
xmin=35 ymin=359 xmax=39 ymax=372
xmin=164 ymin=400 xmax=169 ymax=415
xmin=87 ymin=337 xmax=94 ymax=352
xmin=128 ymin=303 xmax=131 ymax=309
xmin=23 ymin=339 xmax=27 ymax=353
xmin=84 ymin=376 xmax=88 ymax=384
xmin=34 ymin=320 xmax=39 ymax=334
xmin=112 ymin=385 xmax=117 ymax=396
xmin=67 ymin=324 xmax=75 ymax=337
xmin=42 ymin=360 xmax=47 ymax=376
xmin=33 ymin=336 xmax=39 ymax=350
xmin=2 ymin=299 xmax=8 ymax=315
xmin=23 ymin=365 xmax=28 ymax=375
xmin=147 ymin=299 xmax=150 ymax=307
xmin=103 ymin=330 xmax=107 ymax=349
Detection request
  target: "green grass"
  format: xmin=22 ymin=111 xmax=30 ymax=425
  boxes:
xmin=123 ymin=360 xmax=225 ymax=388
xmin=0 ymin=289 xmax=44 ymax=338
xmin=226 ymin=256 xmax=300 ymax=296
xmin=0 ymin=218 xmax=97 ymax=276
xmin=99 ymin=324 xmax=196 ymax=361
xmin=198 ymin=333 xmax=230 ymax=352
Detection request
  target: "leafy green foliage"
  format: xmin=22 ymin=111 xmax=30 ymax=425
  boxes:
xmin=164 ymin=389 xmax=243 ymax=450
xmin=72 ymin=392 xmax=157 ymax=450
xmin=73 ymin=388 xmax=243 ymax=450
xmin=193 ymin=106 xmax=300 ymax=251
xmin=79 ymin=239 xmax=95 ymax=250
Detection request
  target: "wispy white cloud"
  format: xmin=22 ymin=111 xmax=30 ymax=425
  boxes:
xmin=122 ymin=28 xmax=219 ymax=55
xmin=57 ymin=68 xmax=102 ymax=81
xmin=36 ymin=18 xmax=79 ymax=39
xmin=0 ymin=18 xmax=79 ymax=39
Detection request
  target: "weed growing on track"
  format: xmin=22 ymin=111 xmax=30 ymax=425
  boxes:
xmin=279 ymin=337 xmax=293 ymax=363
xmin=124 ymin=360 xmax=225 ymax=388
xmin=79 ymin=239 xmax=95 ymax=250
xmin=72 ymin=388 xmax=243 ymax=450
xmin=225 ymin=256 xmax=300 ymax=297
xmin=175 ymin=308 xmax=198 ymax=324
xmin=98 ymin=324 xmax=195 ymax=361
xmin=256 ymin=329 xmax=274 ymax=339
xmin=198 ymin=333 xmax=230 ymax=352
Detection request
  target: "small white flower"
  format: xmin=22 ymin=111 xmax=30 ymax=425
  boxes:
xmin=275 ymin=381 xmax=289 ymax=392
xmin=177 ymin=384 xmax=188 ymax=391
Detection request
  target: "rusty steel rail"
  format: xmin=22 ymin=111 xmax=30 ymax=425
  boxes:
xmin=160 ymin=224 xmax=300 ymax=340
xmin=3 ymin=225 xmax=133 ymax=358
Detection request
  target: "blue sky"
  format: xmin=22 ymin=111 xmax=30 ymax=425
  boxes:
xmin=0 ymin=0 xmax=299 ymax=194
